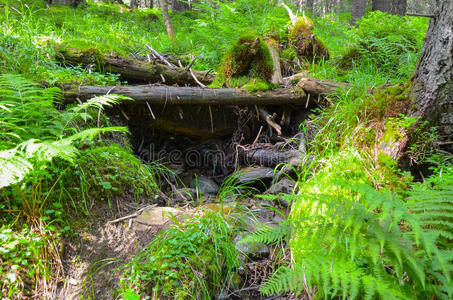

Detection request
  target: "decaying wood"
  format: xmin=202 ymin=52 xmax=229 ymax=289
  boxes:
xmin=259 ymin=108 xmax=282 ymax=136
xmin=297 ymin=77 xmax=352 ymax=95
xmin=64 ymin=85 xmax=308 ymax=105
xmin=56 ymin=47 xmax=214 ymax=85
xmin=265 ymin=39 xmax=283 ymax=84
xmin=239 ymin=148 xmax=301 ymax=168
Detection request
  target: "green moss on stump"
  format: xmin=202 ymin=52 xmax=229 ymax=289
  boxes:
xmin=289 ymin=17 xmax=330 ymax=63
xmin=212 ymin=33 xmax=274 ymax=91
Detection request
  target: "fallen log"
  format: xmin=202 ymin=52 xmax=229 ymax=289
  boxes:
xmin=297 ymin=77 xmax=352 ymax=95
xmin=56 ymin=47 xmax=215 ymax=86
xmin=64 ymin=85 xmax=308 ymax=105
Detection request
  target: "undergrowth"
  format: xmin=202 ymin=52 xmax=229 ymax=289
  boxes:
xmin=119 ymin=208 xmax=241 ymax=299
xmin=0 ymin=74 xmax=158 ymax=298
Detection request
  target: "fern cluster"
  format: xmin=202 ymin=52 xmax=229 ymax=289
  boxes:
xmin=0 ymin=74 xmax=128 ymax=190
xmin=251 ymin=153 xmax=453 ymax=299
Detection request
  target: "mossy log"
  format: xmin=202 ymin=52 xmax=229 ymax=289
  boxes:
xmin=56 ymin=47 xmax=214 ymax=85
xmin=63 ymin=85 xmax=308 ymax=105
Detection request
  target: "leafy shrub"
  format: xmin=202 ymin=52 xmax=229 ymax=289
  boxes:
xmin=0 ymin=74 xmax=130 ymax=297
xmin=0 ymin=225 xmax=57 ymax=299
xmin=251 ymin=153 xmax=453 ymax=299
xmin=341 ymin=11 xmax=428 ymax=80
xmin=119 ymin=209 xmax=241 ymax=299
xmin=64 ymin=143 xmax=158 ymax=207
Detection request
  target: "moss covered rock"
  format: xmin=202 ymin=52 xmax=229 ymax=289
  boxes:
xmin=213 ymin=33 xmax=275 ymax=91
xmin=289 ymin=17 xmax=330 ymax=63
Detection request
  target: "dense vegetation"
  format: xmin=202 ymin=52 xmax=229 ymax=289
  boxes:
xmin=1 ymin=0 xmax=452 ymax=299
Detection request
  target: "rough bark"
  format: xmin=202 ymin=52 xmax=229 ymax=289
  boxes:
xmin=391 ymin=0 xmax=407 ymax=15
xmin=351 ymin=0 xmax=366 ymax=25
xmin=159 ymin=0 xmax=175 ymax=40
xmin=372 ymin=0 xmax=390 ymax=12
xmin=172 ymin=0 xmax=190 ymax=11
xmin=50 ymin=0 xmax=84 ymax=7
xmin=411 ymin=0 xmax=453 ymax=151
xmin=296 ymin=77 xmax=352 ymax=95
xmin=64 ymin=85 xmax=308 ymax=105
xmin=306 ymin=0 xmax=314 ymax=13
xmin=56 ymin=47 xmax=214 ymax=85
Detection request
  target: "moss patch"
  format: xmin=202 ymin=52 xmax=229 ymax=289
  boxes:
xmin=212 ymin=32 xmax=274 ymax=91
xmin=289 ymin=17 xmax=330 ymax=63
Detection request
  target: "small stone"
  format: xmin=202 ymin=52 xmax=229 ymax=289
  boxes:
xmin=266 ymin=178 xmax=296 ymax=194
xmin=69 ymin=278 xmax=78 ymax=286
xmin=265 ymin=178 xmax=297 ymax=208
xmin=234 ymin=233 xmax=270 ymax=261
xmin=169 ymin=188 xmax=197 ymax=204
xmin=135 ymin=207 xmax=181 ymax=226
xmin=190 ymin=176 xmax=220 ymax=195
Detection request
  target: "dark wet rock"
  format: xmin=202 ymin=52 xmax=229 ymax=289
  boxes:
xmin=265 ymin=178 xmax=297 ymax=208
xmin=190 ymin=176 xmax=220 ymax=195
xmin=234 ymin=233 xmax=270 ymax=261
xmin=169 ymin=188 xmax=197 ymax=204
xmin=266 ymin=178 xmax=296 ymax=194
xmin=237 ymin=166 xmax=275 ymax=188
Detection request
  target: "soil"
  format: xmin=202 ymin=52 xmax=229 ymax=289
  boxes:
xmin=56 ymin=194 xmax=170 ymax=299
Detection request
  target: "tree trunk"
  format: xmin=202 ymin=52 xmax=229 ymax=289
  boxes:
xmin=351 ymin=0 xmax=366 ymax=25
xmin=391 ymin=0 xmax=407 ymax=15
xmin=159 ymin=0 xmax=176 ymax=41
xmin=372 ymin=0 xmax=390 ymax=12
xmin=172 ymin=0 xmax=190 ymax=11
xmin=411 ymin=0 xmax=453 ymax=151
xmin=306 ymin=0 xmax=314 ymax=13
xmin=50 ymin=0 xmax=84 ymax=7
xmin=56 ymin=47 xmax=214 ymax=85
xmin=63 ymin=85 xmax=308 ymax=105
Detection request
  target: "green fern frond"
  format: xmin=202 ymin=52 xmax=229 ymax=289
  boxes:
xmin=241 ymin=221 xmax=292 ymax=245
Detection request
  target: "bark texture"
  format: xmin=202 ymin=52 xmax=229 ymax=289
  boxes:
xmin=391 ymin=0 xmax=407 ymax=15
xmin=372 ymin=0 xmax=390 ymax=12
xmin=56 ymin=47 xmax=214 ymax=85
xmin=64 ymin=86 xmax=308 ymax=105
xmin=351 ymin=0 xmax=366 ymax=25
xmin=306 ymin=0 xmax=314 ymax=13
xmin=172 ymin=0 xmax=190 ymax=11
xmin=159 ymin=0 xmax=175 ymax=40
xmin=411 ymin=0 xmax=453 ymax=149
xmin=50 ymin=0 xmax=84 ymax=7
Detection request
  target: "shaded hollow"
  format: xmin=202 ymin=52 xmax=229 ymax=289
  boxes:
xmin=108 ymin=102 xmax=316 ymax=192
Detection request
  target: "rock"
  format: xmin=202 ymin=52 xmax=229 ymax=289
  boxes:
xmin=134 ymin=207 xmax=182 ymax=230
xmin=169 ymin=188 xmax=197 ymax=204
xmin=190 ymin=176 xmax=220 ymax=195
xmin=234 ymin=233 xmax=270 ymax=261
xmin=237 ymin=166 xmax=274 ymax=184
xmin=265 ymin=178 xmax=297 ymax=208
xmin=266 ymin=178 xmax=296 ymax=194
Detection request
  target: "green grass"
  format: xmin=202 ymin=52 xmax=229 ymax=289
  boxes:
xmin=119 ymin=208 xmax=242 ymax=299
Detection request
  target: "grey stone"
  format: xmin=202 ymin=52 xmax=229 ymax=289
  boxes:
xmin=190 ymin=176 xmax=220 ymax=195
xmin=234 ymin=233 xmax=269 ymax=261
xmin=266 ymin=178 xmax=296 ymax=195
xmin=237 ymin=166 xmax=275 ymax=184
